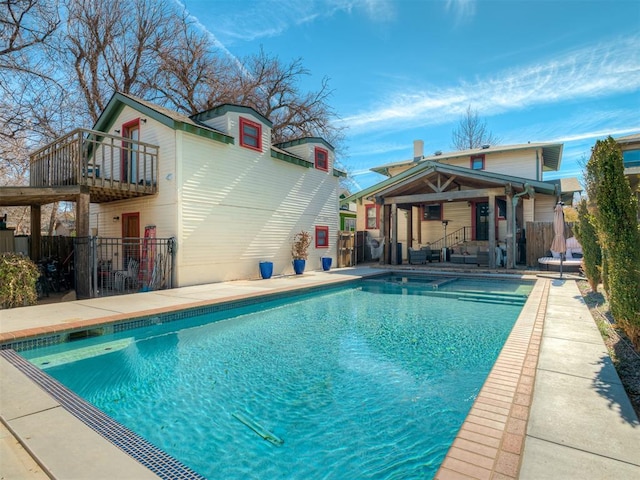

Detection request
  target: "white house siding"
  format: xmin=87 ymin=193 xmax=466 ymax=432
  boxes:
xmin=176 ymin=133 xmax=339 ymax=285
xmin=533 ymin=194 xmax=558 ymax=222
xmin=282 ymin=142 xmax=334 ymax=170
xmin=523 ymin=198 xmax=535 ymax=224
xmin=441 ymin=150 xmax=538 ymax=179
xmin=200 ymin=110 xmax=272 ymax=150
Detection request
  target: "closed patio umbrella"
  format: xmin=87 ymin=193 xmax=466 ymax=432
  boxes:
xmin=550 ymin=202 xmax=566 ymax=277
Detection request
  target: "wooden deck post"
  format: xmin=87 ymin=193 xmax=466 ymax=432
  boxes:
xmin=30 ymin=205 xmax=41 ymax=261
xmin=76 ymin=191 xmax=90 ymax=237
xmin=488 ymin=193 xmax=496 ymax=268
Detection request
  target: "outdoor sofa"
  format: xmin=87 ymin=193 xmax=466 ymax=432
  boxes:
xmin=408 ymin=246 xmax=440 ymax=264
xmin=449 ymin=244 xmax=491 ymax=266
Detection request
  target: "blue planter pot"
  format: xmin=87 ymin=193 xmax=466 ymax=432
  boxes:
xmin=259 ymin=261 xmax=273 ymax=279
xmin=292 ymin=259 xmax=306 ymax=275
xmin=321 ymin=257 xmax=332 ymax=271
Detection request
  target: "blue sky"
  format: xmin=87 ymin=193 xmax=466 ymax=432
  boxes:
xmin=183 ymin=0 xmax=640 ymax=191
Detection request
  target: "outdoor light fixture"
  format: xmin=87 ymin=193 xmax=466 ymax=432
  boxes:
xmin=140 ymin=118 xmax=147 ymax=123
xmin=113 ymin=216 xmax=120 ymax=222
xmin=114 ymin=129 xmax=120 ymax=134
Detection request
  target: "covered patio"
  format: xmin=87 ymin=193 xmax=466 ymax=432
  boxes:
xmin=361 ymin=161 xmax=559 ymax=269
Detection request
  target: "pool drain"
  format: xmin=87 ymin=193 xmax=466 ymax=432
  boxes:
xmin=232 ymin=412 xmax=284 ymax=446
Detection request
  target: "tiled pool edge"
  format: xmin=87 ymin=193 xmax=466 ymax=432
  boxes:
xmin=0 ymin=275 xmax=367 ymax=351
xmin=435 ymin=278 xmax=549 ymax=480
xmin=1 ymin=349 xmax=205 ymax=480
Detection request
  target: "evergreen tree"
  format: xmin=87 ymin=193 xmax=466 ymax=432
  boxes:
xmin=586 ymin=137 xmax=640 ymax=348
xmin=574 ymin=198 xmax=601 ymax=292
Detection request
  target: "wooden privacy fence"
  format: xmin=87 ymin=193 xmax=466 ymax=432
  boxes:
xmin=39 ymin=236 xmax=75 ymax=261
xmin=525 ymin=221 xmax=574 ymax=267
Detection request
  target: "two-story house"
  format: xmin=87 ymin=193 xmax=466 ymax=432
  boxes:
xmin=615 ymin=132 xmax=640 ymax=220
xmin=342 ymin=140 xmax=581 ymax=269
xmin=0 ymin=92 xmax=344 ymax=296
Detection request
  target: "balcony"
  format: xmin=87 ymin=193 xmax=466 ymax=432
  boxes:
xmin=29 ymin=128 xmax=159 ymax=203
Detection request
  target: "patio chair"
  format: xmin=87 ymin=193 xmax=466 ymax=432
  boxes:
xmin=114 ymin=258 xmax=139 ymax=291
xmin=408 ymin=247 xmax=427 ymax=264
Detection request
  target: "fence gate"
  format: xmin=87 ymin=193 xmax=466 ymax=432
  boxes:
xmin=74 ymin=236 xmax=175 ymax=299
xmin=337 ymin=231 xmax=355 ymax=267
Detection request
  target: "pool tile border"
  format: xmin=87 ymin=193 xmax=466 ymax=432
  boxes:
xmin=0 ymin=281 xmax=353 ymax=352
xmin=1 ymin=348 xmax=205 ymax=480
xmin=435 ymin=278 xmax=549 ymax=480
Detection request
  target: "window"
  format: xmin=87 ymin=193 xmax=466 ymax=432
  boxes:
xmin=365 ymin=204 xmax=379 ymax=229
xmin=344 ymin=217 xmax=356 ymax=231
xmin=623 ymin=149 xmax=640 ymax=168
xmin=315 ymin=226 xmax=329 ymax=248
xmin=315 ymin=147 xmax=329 ymax=171
xmin=422 ymin=203 xmax=442 ymax=221
xmin=496 ymin=198 xmax=507 ymax=219
xmin=470 ymin=154 xmax=485 ymax=170
xmin=239 ymin=117 xmax=262 ymax=151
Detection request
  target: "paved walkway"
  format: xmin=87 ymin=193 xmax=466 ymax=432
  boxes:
xmin=1 ymin=268 xmax=638 ymax=479
xmin=520 ymin=279 xmax=640 ymax=479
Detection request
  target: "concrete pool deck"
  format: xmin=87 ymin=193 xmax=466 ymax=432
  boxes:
xmin=1 ymin=267 xmax=638 ymax=479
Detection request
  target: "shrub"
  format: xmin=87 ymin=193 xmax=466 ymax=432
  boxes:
xmin=585 ymin=137 xmax=640 ymax=349
xmin=575 ymin=198 xmax=601 ymax=292
xmin=0 ymin=253 xmax=39 ymax=309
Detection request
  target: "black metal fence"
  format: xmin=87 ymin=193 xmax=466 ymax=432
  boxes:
xmin=74 ymin=236 xmax=175 ymax=299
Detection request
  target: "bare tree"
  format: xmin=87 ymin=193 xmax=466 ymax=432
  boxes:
xmin=451 ymin=105 xmax=500 ymax=150
xmin=0 ymin=0 xmax=59 ymax=59
xmin=149 ymin=13 xmax=237 ymax=114
xmin=233 ymin=49 xmax=344 ymax=147
xmin=63 ymin=0 xmax=182 ymax=123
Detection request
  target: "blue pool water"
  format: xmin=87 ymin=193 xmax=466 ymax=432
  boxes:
xmin=21 ymin=276 xmax=532 ymax=479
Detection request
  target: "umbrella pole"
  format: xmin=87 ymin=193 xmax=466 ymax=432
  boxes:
xmin=560 ymin=254 xmax=563 ymax=278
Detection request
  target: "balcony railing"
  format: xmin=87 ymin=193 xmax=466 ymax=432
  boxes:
xmin=29 ymin=128 xmax=159 ymax=200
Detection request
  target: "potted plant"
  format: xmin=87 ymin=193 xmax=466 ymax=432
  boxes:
xmin=291 ymin=230 xmax=312 ymax=275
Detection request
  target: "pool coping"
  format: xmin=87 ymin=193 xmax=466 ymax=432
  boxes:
xmin=0 ymin=268 xmax=550 ymax=478
xmin=435 ymin=275 xmax=548 ymax=479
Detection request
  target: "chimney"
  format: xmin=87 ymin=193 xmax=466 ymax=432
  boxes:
xmin=413 ymin=140 xmax=424 ymax=162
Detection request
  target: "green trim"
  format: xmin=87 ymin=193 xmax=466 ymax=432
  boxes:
xmin=275 ymin=137 xmax=335 ymax=151
xmin=176 ymin=121 xmax=234 ymax=144
xmin=271 ymin=149 xmax=313 ymax=168
xmin=333 ymin=168 xmax=347 ymax=178
xmin=191 ymin=104 xmax=273 ymax=127
xmin=341 ymin=159 xmax=557 ymax=206
xmin=94 ymin=92 xmax=234 ymax=145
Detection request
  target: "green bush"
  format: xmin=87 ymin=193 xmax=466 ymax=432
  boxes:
xmin=0 ymin=253 xmax=39 ymax=309
xmin=575 ymin=199 xmax=601 ymax=292
xmin=586 ymin=137 xmax=640 ymax=349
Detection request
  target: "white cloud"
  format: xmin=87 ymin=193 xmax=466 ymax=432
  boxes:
xmin=197 ymin=0 xmax=396 ymax=44
xmin=445 ymin=0 xmax=477 ymax=25
xmin=341 ymin=35 xmax=640 ymax=134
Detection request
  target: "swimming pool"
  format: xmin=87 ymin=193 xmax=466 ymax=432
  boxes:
xmin=20 ymin=275 xmax=533 ymax=479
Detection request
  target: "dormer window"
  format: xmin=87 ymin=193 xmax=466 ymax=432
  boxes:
xmin=315 ymin=147 xmax=328 ymax=171
xmin=239 ymin=117 xmax=262 ymax=151
xmin=470 ymin=154 xmax=485 ymax=170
